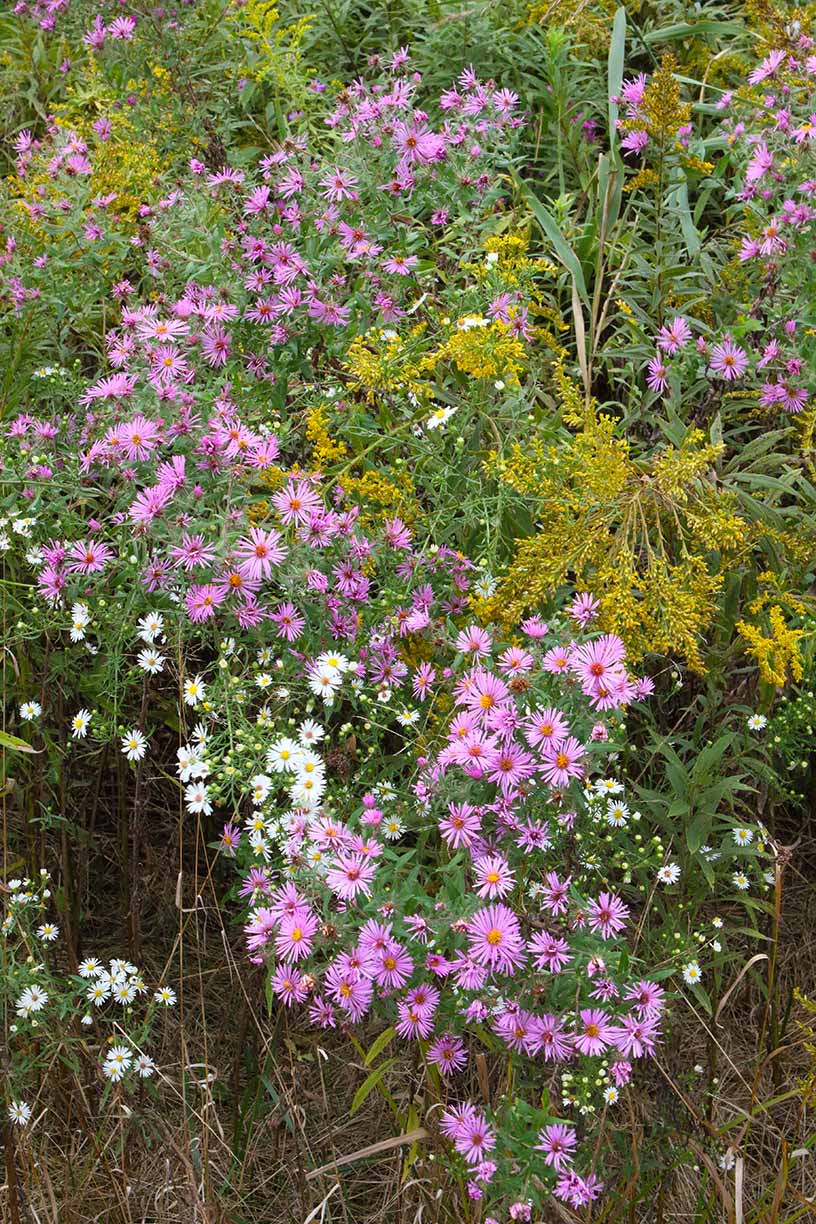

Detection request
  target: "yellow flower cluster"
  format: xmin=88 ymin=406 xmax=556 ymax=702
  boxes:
xmin=482 ymin=369 xmax=752 ymax=671
xmin=341 ymin=470 xmax=421 ymax=528
xmin=430 ymin=319 xmax=528 ymax=383
xmin=737 ymin=605 xmax=805 ymax=687
xmin=306 ymin=406 xmax=348 ymax=469
xmin=229 ymin=0 xmax=313 ymax=97
xmin=343 ymin=330 xmax=432 ymax=405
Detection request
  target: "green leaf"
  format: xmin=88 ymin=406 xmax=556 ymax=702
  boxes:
xmin=607 ymin=7 xmax=627 ymax=154
xmin=364 ymin=1026 xmax=396 ymax=1067
xmin=0 ymin=730 xmax=40 ymax=754
xmin=519 ymin=181 xmax=588 ymax=305
xmin=350 ymin=1058 xmax=397 ymax=1116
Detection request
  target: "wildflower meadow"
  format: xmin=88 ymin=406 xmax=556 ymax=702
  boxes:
xmin=2 ymin=1 xmax=816 ymax=1220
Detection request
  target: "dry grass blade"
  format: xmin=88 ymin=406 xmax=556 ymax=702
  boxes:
xmin=305 ymin=1128 xmax=429 ymax=1182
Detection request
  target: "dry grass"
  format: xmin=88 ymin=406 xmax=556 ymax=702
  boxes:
xmin=4 ymin=768 xmax=816 ymax=1224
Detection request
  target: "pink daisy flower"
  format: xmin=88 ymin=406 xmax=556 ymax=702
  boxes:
xmin=467 ymin=904 xmax=525 ymax=974
xmin=573 ymin=1008 xmax=615 ymax=1056
xmin=708 ymin=337 xmax=748 ymax=380
xmin=234 ymin=526 xmax=287 ymax=580
xmin=586 ymin=892 xmax=630 ymax=939
xmin=535 ymin=1123 xmax=577 ymax=1171
xmin=473 ymin=854 xmax=515 ymax=900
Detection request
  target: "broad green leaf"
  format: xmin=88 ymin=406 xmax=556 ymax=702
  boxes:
xmin=364 ymin=1026 xmax=396 ymax=1067
xmin=350 ymin=1058 xmax=397 ymax=1116
xmin=607 ymin=8 xmax=627 ymax=153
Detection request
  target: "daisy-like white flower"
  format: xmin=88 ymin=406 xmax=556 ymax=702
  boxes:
xmin=176 ymin=744 xmax=203 ymax=782
xmin=712 ymin=916 xmax=724 ymax=929
xmin=112 ymin=980 xmax=137 ymax=1005
xmin=137 ymin=648 xmax=165 ymax=674
xmin=657 ymin=863 xmax=681 ymax=885
xmin=315 ymin=651 xmax=349 ymax=677
xmin=298 ymin=719 xmax=324 ymax=747
xmin=426 ymin=405 xmax=457 ymax=431
xmin=154 ymin=986 xmax=176 ymax=1006
xmin=732 ymin=871 xmax=750 ymax=891
xmin=71 ymin=708 xmax=92 ymax=738
xmin=682 ymin=961 xmax=702 ymax=986
xmin=109 ymin=958 xmax=137 ymax=977
xmin=747 ymin=713 xmax=767 ymax=731
xmin=396 ymin=708 xmax=420 ymax=727
xmin=134 ymin=1054 xmax=155 ymax=1078
xmin=87 ymin=981 xmax=110 ymax=1006
xmin=256 ymin=672 xmax=273 ymax=690
xmin=16 ymin=985 xmax=48 ymax=1016
xmin=8 ymin=1101 xmax=32 ymax=1126
xmin=184 ymin=782 xmax=212 ymax=815
xmin=603 ymin=1086 xmax=620 ymax=1104
xmin=595 ymin=778 xmax=623 ymax=796
xmin=104 ymin=1045 xmax=132 ymax=1081
xmin=183 ymin=675 xmax=206 ymax=707
xmin=383 ymin=816 xmax=405 ymax=840
xmin=606 ymin=800 xmax=629 ymax=827
xmin=20 ymin=701 xmax=42 ymax=721
xmin=267 ymin=738 xmax=301 ymax=773
xmin=733 ymin=827 xmax=754 ymax=846
xmin=137 ymin=612 xmax=164 ymax=643
xmin=251 ymin=774 xmax=273 ymax=804
xmin=69 ymin=602 xmax=90 ymax=641
xmin=122 ymin=729 xmax=148 ymax=761
xmin=36 ymin=922 xmax=59 ymax=942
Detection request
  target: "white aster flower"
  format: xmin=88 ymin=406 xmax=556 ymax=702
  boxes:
xmin=122 ymin=729 xmax=148 ymax=761
xmin=137 ymin=648 xmax=165 ymax=674
xmin=183 ymin=675 xmax=206 ymax=707
xmin=8 ymin=1101 xmax=32 ymax=1126
xmin=71 ymin=708 xmax=92 ymax=738
xmin=682 ymin=962 xmax=702 ymax=986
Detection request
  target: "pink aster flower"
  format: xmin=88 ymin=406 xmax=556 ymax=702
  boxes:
xmin=524 ymin=707 xmax=569 ymax=750
xmin=271 ymin=964 xmax=308 ymax=1006
xmin=455 ymin=625 xmax=492 ymax=656
xmin=373 ymin=942 xmax=414 ymax=989
xmin=459 ymin=669 xmax=510 ymax=717
xmin=467 ymin=904 xmax=525 ymax=974
xmin=234 ymin=526 xmax=287 ymax=580
xmin=587 ymin=891 xmax=630 ymax=939
xmin=535 ymin=1123 xmax=577 ymax=1171
xmin=538 ymin=871 xmax=570 ymax=916
xmin=67 ymin=540 xmax=114 ymax=574
xmin=528 ymin=930 xmax=572 ymax=973
xmin=614 ymin=1012 xmax=660 ymax=1058
xmin=540 ymin=736 xmax=586 ymax=787
xmin=542 ymin=644 xmax=572 ymax=673
xmin=171 ymin=533 xmax=216 ymax=571
xmin=625 ymin=980 xmax=666 ymax=1017
xmin=427 ymin=1032 xmax=468 ymax=1075
xmin=709 ymin=336 xmax=748 ymax=380
xmin=272 ymin=478 xmax=322 ymax=526
xmin=573 ymin=1008 xmax=615 ymax=1056
xmin=318 ymin=166 xmax=359 ymax=202
xmin=383 ymin=253 xmax=419 ymax=275
xmin=439 ymin=802 xmax=481 ymax=849
xmin=473 ymin=853 xmax=515 ymax=900
xmin=275 ymin=911 xmax=319 ymax=962
xmin=272 ymin=601 xmax=306 ymax=641
xmin=454 ymin=1112 xmax=496 ymax=1165
xmin=201 ymin=324 xmax=231 ymax=367
xmin=325 ymin=852 xmax=376 ymax=901
xmin=530 ymin=1012 xmax=573 ymax=1061
xmin=656 ymin=316 xmax=692 ymax=355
